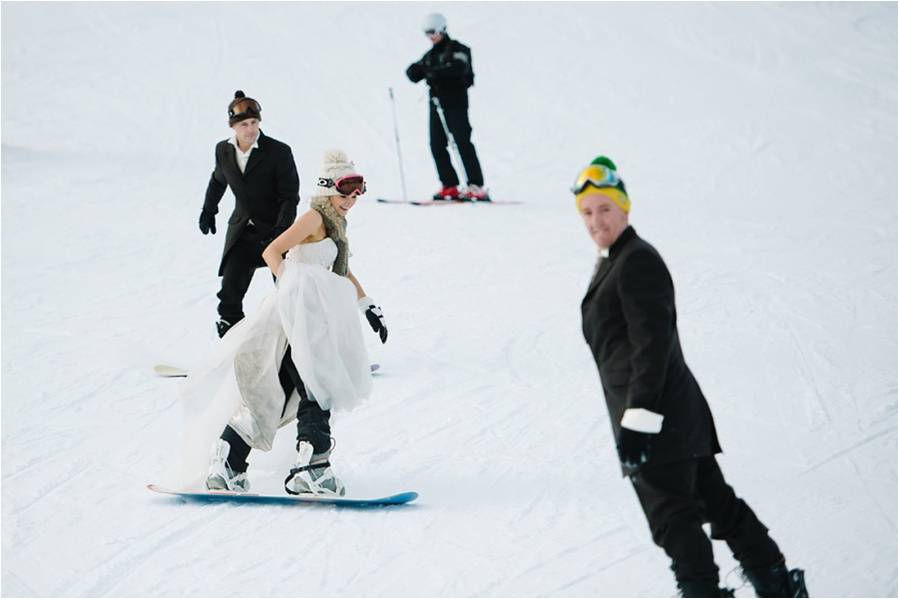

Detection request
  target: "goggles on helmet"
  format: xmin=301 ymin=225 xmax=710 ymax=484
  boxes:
xmin=317 ymin=175 xmax=367 ymax=196
xmin=570 ymin=164 xmax=621 ymax=196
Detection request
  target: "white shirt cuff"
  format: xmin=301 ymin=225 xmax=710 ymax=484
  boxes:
xmin=620 ymin=408 xmax=664 ymax=434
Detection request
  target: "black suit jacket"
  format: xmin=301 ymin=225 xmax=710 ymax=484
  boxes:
xmin=581 ymin=226 xmax=721 ymax=474
xmin=203 ymin=131 xmax=300 ymax=275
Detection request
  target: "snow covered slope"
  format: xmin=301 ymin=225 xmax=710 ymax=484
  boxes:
xmin=3 ymin=2 xmax=897 ymax=596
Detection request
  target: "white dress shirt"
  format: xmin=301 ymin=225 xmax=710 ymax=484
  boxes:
xmin=228 ymin=134 xmax=260 ymax=225
xmin=228 ymin=134 xmax=260 ymax=174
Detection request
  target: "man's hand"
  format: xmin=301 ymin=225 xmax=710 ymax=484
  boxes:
xmin=617 ymin=407 xmax=664 ymax=474
xmin=262 ymin=225 xmax=288 ymax=248
xmin=617 ymin=428 xmax=654 ymax=473
xmin=199 ymin=210 xmax=216 ymax=235
xmin=406 ymin=62 xmax=427 ymax=83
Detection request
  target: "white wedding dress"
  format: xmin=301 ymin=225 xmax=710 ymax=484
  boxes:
xmin=174 ymin=238 xmax=371 ymax=488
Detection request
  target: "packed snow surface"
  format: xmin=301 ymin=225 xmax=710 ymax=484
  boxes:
xmin=3 ymin=3 xmax=897 ymax=596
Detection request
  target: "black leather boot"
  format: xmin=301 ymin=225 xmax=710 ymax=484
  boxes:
xmin=744 ymin=562 xmax=809 ymax=597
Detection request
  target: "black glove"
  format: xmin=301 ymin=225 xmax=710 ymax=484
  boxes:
xmin=358 ymin=296 xmax=388 ymax=344
xmin=406 ymin=62 xmax=427 ymax=83
xmin=617 ymin=428 xmax=654 ymax=474
xmin=199 ymin=209 xmax=216 ymax=235
xmin=262 ymin=225 xmax=288 ymax=248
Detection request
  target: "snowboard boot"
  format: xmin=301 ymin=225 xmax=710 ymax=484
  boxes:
xmin=205 ymin=439 xmax=250 ymax=492
xmin=284 ymin=440 xmax=345 ymax=496
xmin=461 ymin=184 xmax=491 ymax=202
xmin=677 ymin=579 xmax=735 ymax=598
xmin=432 ymin=185 xmax=460 ymax=201
xmin=743 ymin=561 xmax=808 ymax=598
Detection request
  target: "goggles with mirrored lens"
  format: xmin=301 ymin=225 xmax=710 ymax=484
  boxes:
xmin=228 ymin=98 xmax=262 ymax=120
xmin=317 ymin=175 xmax=367 ymax=196
xmin=570 ymin=164 xmax=621 ymax=195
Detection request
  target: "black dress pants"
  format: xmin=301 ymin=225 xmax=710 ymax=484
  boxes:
xmin=630 ymin=456 xmax=784 ymax=585
xmin=279 ymin=347 xmax=333 ymax=455
xmin=221 ymin=346 xmax=332 ymax=472
xmin=217 ymin=226 xmax=267 ymax=324
xmin=429 ymin=103 xmax=484 ymax=187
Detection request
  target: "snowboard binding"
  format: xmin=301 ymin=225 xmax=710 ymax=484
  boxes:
xmin=205 ymin=439 xmax=250 ymax=493
xmin=284 ymin=440 xmax=346 ymax=496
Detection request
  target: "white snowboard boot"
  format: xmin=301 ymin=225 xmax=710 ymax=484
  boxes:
xmin=284 ymin=441 xmax=345 ymax=496
xmin=205 ymin=439 xmax=250 ymax=492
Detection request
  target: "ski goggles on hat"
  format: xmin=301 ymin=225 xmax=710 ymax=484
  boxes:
xmin=228 ymin=98 xmax=262 ymax=120
xmin=570 ymin=163 xmax=621 ymax=196
xmin=317 ymin=175 xmax=367 ymax=196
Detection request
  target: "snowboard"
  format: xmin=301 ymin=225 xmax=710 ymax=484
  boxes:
xmin=376 ymin=197 xmax=522 ymax=206
xmin=147 ymin=484 xmax=417 ymax=507
xmin=154 ymin=363 xmax=380 ymax=378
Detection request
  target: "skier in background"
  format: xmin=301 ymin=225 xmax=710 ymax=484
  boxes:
xmin=406 ymin=13 xmax=489 ymax=202
xmin=575 ymin=155 xmax=809 ymax=598
xmin=200 ymin=90 xmax=300 ymax=338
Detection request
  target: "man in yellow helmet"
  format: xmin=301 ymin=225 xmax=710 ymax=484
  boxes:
xmin=576 ymin=156 xmax=808 ymax=598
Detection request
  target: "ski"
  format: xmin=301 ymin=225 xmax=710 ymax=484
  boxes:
xmin=153 ymin=364 xmax=187 ymax=377
xmin=147 ymin=484 xmax=417 ymax=507
xmin=154 ymin=363 xmax=380 ymax=378
xmin=376 ymin=197 xmax=522 ymax=206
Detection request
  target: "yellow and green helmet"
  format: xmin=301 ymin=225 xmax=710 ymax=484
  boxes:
xmin=571 ymin=155 xmax=630 ymax=213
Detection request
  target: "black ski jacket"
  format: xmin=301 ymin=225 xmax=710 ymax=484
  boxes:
xmin=581 ymin=226 xmax=722 ymax=475
xmin=406 ymin=35 xmax=474 ymax=109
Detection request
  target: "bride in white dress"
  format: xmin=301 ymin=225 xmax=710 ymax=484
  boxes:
xmin=177 ymin=150 xmax=388 ymax=495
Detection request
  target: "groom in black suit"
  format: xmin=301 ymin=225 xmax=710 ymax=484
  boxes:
xmin=576 ymin=156 xmax=808 ymax=598
xmin=200 ymin=90 xmax=300 ymax=338
xmin=199 ymin=92 xmax=324 ymax=486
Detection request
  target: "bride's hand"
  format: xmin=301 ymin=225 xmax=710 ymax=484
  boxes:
xmin=273 ymin=260 xmax=286 ymax=285
xmin=358 ymin=297 xmax=388 ymax=344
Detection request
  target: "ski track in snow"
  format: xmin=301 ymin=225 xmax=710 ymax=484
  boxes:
xmin=3 ymin=2 xmax=898 ymax=596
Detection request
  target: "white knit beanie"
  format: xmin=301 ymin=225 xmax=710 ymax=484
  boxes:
xmin=315 ymin=149 xmax=359 ymax=197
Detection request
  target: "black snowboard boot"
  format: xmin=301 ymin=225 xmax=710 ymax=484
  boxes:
xmin=743 ymin=562 xmax=808 ymax=598
xmin=677 ymin=579 xmax=736 ymax=598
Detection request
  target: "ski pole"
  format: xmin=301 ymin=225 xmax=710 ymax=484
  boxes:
xmin=388 ymin=87 xmax=409 ymax=204
xmin=431 ymin=97 xmax=469 ymax=187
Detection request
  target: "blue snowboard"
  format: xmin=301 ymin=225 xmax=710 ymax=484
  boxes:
xmin=148 ymin=484 xmax=417 ymax=507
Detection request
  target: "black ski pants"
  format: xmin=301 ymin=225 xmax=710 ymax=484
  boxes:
xmin=630 ymin=456 xmax=784 ymax=586
xmin=217 ymin=225 xmax=267 ymax=324
xmin=429 ymin=103 xmax=484 ymax=187
xmin=221 ymin=346 xmax=332 ymax=472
